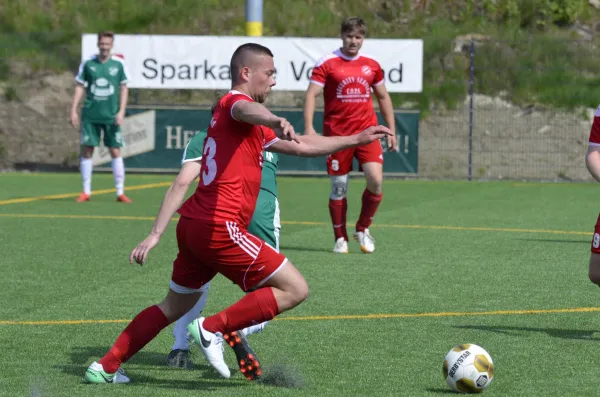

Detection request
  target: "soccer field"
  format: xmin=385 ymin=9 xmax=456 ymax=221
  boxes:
xmin=1 ymin=172 xmax=599 ymax=396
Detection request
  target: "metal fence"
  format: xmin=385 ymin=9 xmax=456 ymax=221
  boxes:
xmin=0 ymin=34 xmax=596 ymax=180
xmin=417 ymin=38 xmax=596 ymax=181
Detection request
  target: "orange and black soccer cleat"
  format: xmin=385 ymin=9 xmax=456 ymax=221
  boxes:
xmin=76 ymin=193 xmax=91 ymax=202
xmin=116 ymin=194 xmax=133 ymax=203
xmin=223 ymin=331 xmax=262 ymax=380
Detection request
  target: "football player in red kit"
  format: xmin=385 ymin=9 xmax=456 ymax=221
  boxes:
xmin=304 ymin=17 xmax=397 ymax=254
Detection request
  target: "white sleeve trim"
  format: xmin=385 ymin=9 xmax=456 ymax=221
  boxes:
xmin=309 ymin=79 xmax=325 ymax=87
xmin=75 ymin=59 xmax=87 ymax=84
xmin=182 ymin=156 xmax=203 ymax=164
xmin=373 ymin=79 xmax=385 ymax=86
xmin=589 ymin=142 xmax=600 ymax=147
xmin=264 ymin=137 xmax=280 ymax=149
xmin=230 ymin=99 xmax=246 ymax=121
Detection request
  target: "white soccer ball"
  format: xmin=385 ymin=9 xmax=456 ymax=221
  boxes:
xmin=443 ymin=344 xmax=495 ymax=393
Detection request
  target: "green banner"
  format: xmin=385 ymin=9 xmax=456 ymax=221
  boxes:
xmin=114 ymin=107 xmax=418 ymax=173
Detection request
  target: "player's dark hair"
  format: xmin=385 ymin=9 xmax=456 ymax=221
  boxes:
xmin=341 ymin=17 xmax=367 ymax=36
xmin=230 ymin=43 xmax=274 ymax=83
xmin=98 ymin=31 xmax=115 ymax=41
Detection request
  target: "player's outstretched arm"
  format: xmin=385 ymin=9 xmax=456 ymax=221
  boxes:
xmin=130 ymin=161 xmax=201 ymax=265
xmin=268 ymin=125 xmax=392 ymax=157
xmin=586 ymin=145 xmax=600 ymax=182
xmin=232 ymin=101 xmax=299 ymax=142
xmin=303 ymin=83 xmax=323 ymax=136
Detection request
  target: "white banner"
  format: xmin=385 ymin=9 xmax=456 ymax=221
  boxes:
xmin=81 ymin=34 xmax=423 ymax=93
xmin=92 ymin=110 xmax=156 ymax=166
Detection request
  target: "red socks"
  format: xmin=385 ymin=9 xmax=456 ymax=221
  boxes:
xmin=98 ymin=305 xmax=170 ymax=373
xmin=330 ymin=190 xmax=383 ymax=240
xmin=203 ymin=287 xmax=280 ymax=334
xmin=356 ymin=189 xmax=383 ymax=232
xmin=329 ymin=198 xmax=349 ymax=241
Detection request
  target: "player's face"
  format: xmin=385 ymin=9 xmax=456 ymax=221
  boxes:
xmin=97 ymin=36 xmax=113 ymax=59
xmin=249 ymin=55 xmax=276 ymax=103
xmin=341 ymin=29 xmax=364 ymax=56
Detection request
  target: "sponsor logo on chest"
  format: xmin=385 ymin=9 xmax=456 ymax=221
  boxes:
xmin=335 ymin=75 xmax=371 ymax=103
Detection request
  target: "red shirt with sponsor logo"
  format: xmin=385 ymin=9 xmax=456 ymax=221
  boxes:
xmin=309 ymin=49 xmax=384 ymax=136
xmin=590 ymin=105 xmax=600 ymax=145
xmin=178 ymin=90 xmax=279 ymax=228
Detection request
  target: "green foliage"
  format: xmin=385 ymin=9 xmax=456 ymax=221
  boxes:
xmin=4 ymin=86 xmax=19 ymax=102
xmin=0 ymin=0 xmax=598 ymax=113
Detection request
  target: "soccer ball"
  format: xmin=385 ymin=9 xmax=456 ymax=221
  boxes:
xmin=443 ymin=344 xmax=495 ymax=393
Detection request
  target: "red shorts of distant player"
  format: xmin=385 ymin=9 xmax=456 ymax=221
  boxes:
xmin=171 ymin=217 xmax=288 ymax=292
xmin=326 ymin=139 xmax=383 ymax=176
xmin=592 ymin=213 xmax=600 ymax=254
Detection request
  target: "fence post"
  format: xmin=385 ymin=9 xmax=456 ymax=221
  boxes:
xmin=246 ymin=0 xmax=263 ymax=36
xmin=468 ymin=38 xmax=475 ymax=181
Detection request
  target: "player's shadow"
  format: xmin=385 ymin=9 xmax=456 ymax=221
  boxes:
xmin=517 ymin=238 xmax=590 ymax=244
xmin=454 ymin=325 xmax=600 ymax=341
xmin=55 ymin=345 xmax=241 ymax=389
xmin=425 ymin=388 xmax=459 ymax=394
xmin=279 ymin=245 xmax=338 ymax=253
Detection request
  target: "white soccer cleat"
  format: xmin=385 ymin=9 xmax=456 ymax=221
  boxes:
xmin=187 ymin=317 xmax=231 ymax=378
xmin=333 ymin=237 xmax=349 ymax=253
xmin=354 ymin=229 xmax=375 ymax=253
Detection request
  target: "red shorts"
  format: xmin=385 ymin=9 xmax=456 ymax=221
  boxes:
xmin=592 ymin=213 xmax=600 ymax=254
xmin=172 ymin=217 xmax=288 ymax=292
xmin=326 ymin=139 xmax=383 ymax=175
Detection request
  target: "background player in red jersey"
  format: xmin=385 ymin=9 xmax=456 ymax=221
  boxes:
xmin=84 ymin=43 xmax=391 ymax=384
xmin=304 ymin=17 xmax=397 ymax=254
xmin=586 ymin=105 xmax=600 ymax=286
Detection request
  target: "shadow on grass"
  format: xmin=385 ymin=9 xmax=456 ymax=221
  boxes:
xmin=279 ymin=245 xmax=336 ymax=253
xmin=517 ymin=238 xmax=590 ymax=244
xmin=454 ymin=325 xmax=600 ymax=341
xmin=425 ymin=388 xmax=458 ymax=394
xmin=55 ymin=345 xmax=244 ymax=390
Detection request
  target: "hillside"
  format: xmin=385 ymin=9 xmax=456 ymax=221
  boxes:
xmin=1 ymin=0 xmax=600 ymax=111
xmin=0 ymin=0 xmax=599 ymax=180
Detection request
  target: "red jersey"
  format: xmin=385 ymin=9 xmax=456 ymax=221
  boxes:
xmin=178 ymin=91 xmax=279 ymax=228
xmin=590 ymin=105 xmax=600 ymax=146
xmin=309 ymin=49 xmax=384 ymax=136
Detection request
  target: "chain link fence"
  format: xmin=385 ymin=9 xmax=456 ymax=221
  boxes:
xmin=418 ymin=38 xmax=595 ymax=181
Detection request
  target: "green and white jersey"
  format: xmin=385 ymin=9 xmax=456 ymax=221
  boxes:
xmin=182 ymin=132 xmax=279 ymax=197
xmin=75 ymin=54 xmax=130 ymax=124
xmin=181 ymin=132 xmax=205 ymax=164
xmin=260 ymin=151 xmax=278 ymax=198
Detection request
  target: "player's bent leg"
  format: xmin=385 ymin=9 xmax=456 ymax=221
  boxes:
xmin=589 ymin=216 xmax=600 ymax=285
xmin=362 ymin=161 xmax=383 ymax=196
xmin=169 ymin=282 xmax=210 ymax=369
xmin=589 ymin=253 xmax=600 ymax=286
xmin=187 ymin=317 xmax=231 ymax=378
xmin=108 ymin=146 xmax=131 ymax=203
xmin=354 ymin=162 xmax=384 ymax=254
xmin=77 ymin=145 xmax=95 ymax=202
xmin=330 ymin=174 xmax=349 ymax=253
xmin=85 ymin=288 xmax=198 ymax=384
xmin=162 ymin=287 xmax=228 ymax=375
xmin=209 ymin=262 xmax=307 ymax=381
xmin=328 ymin=150 xmax=353 ymax=247
xmin=262 ymin=259 xmax=309 ymax=312
xmin=156 ymin=288 xmax=202 ymax=322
